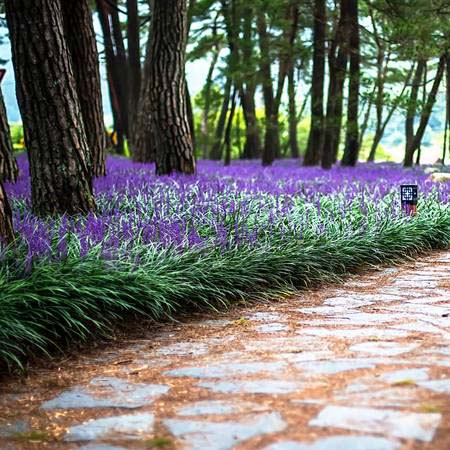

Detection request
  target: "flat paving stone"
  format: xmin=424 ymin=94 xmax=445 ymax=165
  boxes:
xmin=293 ymin=358 xmax=392 ymax=375
xmin=349 ymin=341 xmax=419 ymax=356
xmin=0 ymin=420 xmax=28 ymax=438
xmin=322 ymin=297 xmax=374 ymax=308
xmin=392 ymin=279 xmax=438 ymax=289
xmin=248 ymin=312 xmax=284 ymax=322
xmin=78 ymin=445 xmax=129 ymax=450
xmin=264 ymin=435 xmax=400 ymax=450
xmin=177 ymin=400 xmax=260 ymax=416
xmin=244 ymin=336 xmax=325 ymax=353
xmin=198 ymin=379 xmax=303 ymax=394
xmin=156 ymin=342 xmax=209 ymax=356
xmin=296 ymin=306 xmax=359 ymax=316
xmin=418 ymin=379 xmax=450 ymax=394
xmin=309 ymin=405 xmax=441 ymax=442
xmin=164 ymin=361 xmax=286 ymax=378
xmin=65 ymin=412 xmax=154 ymax=441
xmin=379 ymin=368 xmax=429 ymax=383
xmin=305 ymin=312 xmax=396 ymax=326
xmin=164 ymin=412 xmax=286 ymax=450
xmin=279 ymin=350 xmax=335 ymax=363
xmin=255 ymin=323 xmax=290 ymax=333
xmin=298 ymin=328 xmax=408 ymax=339
xmin=335 ymin=386 xmax=420 ymax=408
xmin=42 ymin=377 xmax=169 ymax=409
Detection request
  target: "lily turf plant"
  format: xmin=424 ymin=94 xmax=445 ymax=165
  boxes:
xmin=1 ymin=156 xmax=449 ymax=371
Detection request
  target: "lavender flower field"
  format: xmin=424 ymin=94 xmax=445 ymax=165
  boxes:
xmin=1 ymin=156 xmax=449 ymax=370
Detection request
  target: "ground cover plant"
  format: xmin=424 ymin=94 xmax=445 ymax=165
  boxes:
xmin=1 ymin=155 xmax=449 ymax=371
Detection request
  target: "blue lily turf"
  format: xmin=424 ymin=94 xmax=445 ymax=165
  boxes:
xmin=0 ymin=155 xmax=449 ymax=371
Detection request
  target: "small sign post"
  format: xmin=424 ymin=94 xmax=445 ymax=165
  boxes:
xmin=400 ymin=185 xmax=418 ymax=216
xmin=0 ymin=69 xmax=5 ymax=84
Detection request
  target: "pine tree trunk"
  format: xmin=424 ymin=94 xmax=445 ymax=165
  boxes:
xmin=211 ymin=76 xmax=232 ymax=160
xmin=96 ymin=0 xmax=128 ymax=154
xmin=304 ymin=0 xmax=326 ymax=166
xmin=341 ymin=0 xmax=360 ymax=167
xmin=287 ymin=66 xmax=299 ymax=158
xmin=5 ymin=0 xmax=95 ymax=216
xmin=150 ymin=0 xmax=195 ymax=175
xmin=443 ymin=54 xmax=450 ymax=164
xmin=240 ymin=85 xmax=261 ymax=159
xmin=127 ymin=0 xmax=141 ymax=143
xmin=224 ymin=87 xmax=237 ymax=166
xmin=132 ymin=35 xmax=156 ymax=163
xmin=321 ymin=0 xmax=349 ymax=169
xmin=201 ymin=46 xmax=219 ymax=158
xmin=405 ymin=59 xmax=426 ymax=164
xmin=239 ymin=6 xmax=261 ymax=160
xmin=257 ymin=11 xmax=279 ymax=166
xmin=0 ymin=87 xmax=19 ymax=183
xmin=405 ymin=56 xmax=445 ymax=167
xmin=61 ymin=0 xmax=106 ymax=177
xmin=185 ymin=80 xmax=196 ymax=150
xmin=0 ymin=181 xmax=14 ymax=245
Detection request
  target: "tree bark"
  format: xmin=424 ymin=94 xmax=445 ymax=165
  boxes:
xmin=96 ymin=0 xmax=128 ymax=154
xmin=257 ymin=11 xmax=279 ymax=166
xmin=0 ymin=87 xmax=19 ymax=183
xmin=201 ymin=39 xmax=220 ymax=159
xmin=304 ymin=0 xmax=326 ymax=166
xmin=341 ymin=0 xmax=360 ymax=167
xmin=443 ymin=53 xmax=450 ymax=164
xmin=149 ymin=0 xmax=195 ymax=175
xmin=62 ymin=0 xmax=106 ymax=177
xmin=5 ymin=0 xmax=95 ymax=216
xmin=405 ymin=59 xmax=426 ymax=157
xmin=210 ymin=75 xmax=232 ymax=160
xmin=322 ymin=0 xmax=349 ymax=169
xmin=127 ymin=0 xmax=141 ymax=139
xmin=405 ymin=56 xmax=445 ymax=167
xmin=0 ymin=181 xmax=14 ymax=245
xmin=224 ymin=86 xmax=237 ymax=166
xmin=367 ymin=64 xmax=414 ymax=162
xmin=133 ymin=36 xmax=156 ymax=163
xmin=239 ymin=5 xmax=261 ymax=160
xmin=287 ymin=66 xmax=299 ymax=158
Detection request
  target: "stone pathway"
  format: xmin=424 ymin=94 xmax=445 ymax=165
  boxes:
xmin=0 ymin=251 xmax=449 ymax=449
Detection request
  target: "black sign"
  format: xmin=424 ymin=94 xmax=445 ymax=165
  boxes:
xmin=400 ymin=185 xmax=418 ymax=216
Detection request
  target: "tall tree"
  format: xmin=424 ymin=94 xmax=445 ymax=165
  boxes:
xmin=0 ymin=87 xmax=18 ymax=183
xmin=304 ymin=0 xmax=326 ymax=166
xmin=405 ymin=59 xmax=426 ymax=156
xmin=239 ymin=4 xmax=261 ymax=159
xmin=127 ymin=0 xmax=142 ymax=144
xmin=0 ymin=83 xmax=16 ymax=244
xmin=0 ymin=181 xmax=14 ymax=245
xmin=257 ymin=10 xmax=279 ymax=166
xmin=133 ymin=36 xmax=156 ymax=163
xmin=61 ymin=0 xmax=107 ymax=176
xmin=5 ymin=0 xmax=96 ymax=215
xmin=322 ymin=0 xmax=349 ymax=169
xmin=341 ymin=0 xmax=360 ymax=166
xmin=404 ymin=56 xmax=446 ymax=167
xmin=150 ymin=0 xmax=196 ymax=175
xmin=96 ymin=0 xmax=129 ymax=154
xmin=210 ymin=76 xmax=232 ymax=160
xmin=287 ymin=65 xmax=299 ymax=158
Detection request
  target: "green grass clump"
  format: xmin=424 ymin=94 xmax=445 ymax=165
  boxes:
xmin=0 ymin=199 xmax=449 ymax=373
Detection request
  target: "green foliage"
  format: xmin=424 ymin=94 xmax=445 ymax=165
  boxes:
xmin=1 ymin=197 xmax=449 ymax=372
xmin=9 ymin=123 xmax=25 ymax=151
